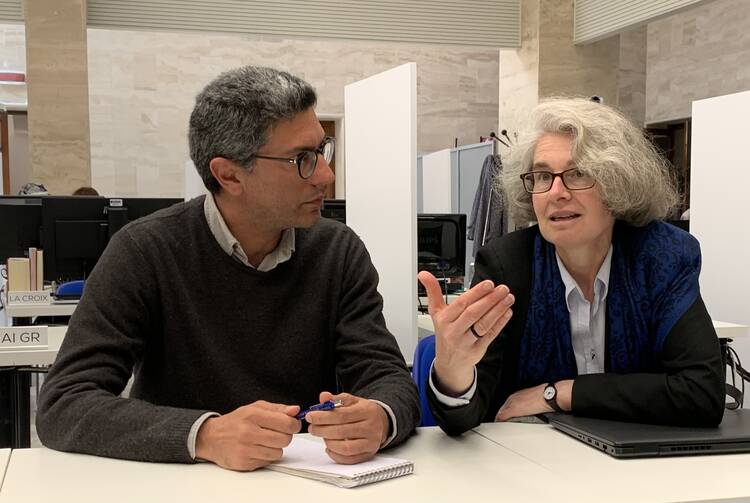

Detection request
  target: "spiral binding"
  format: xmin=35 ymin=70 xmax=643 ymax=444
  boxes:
xmin=350 ymin=462 xmax=414 ymax=486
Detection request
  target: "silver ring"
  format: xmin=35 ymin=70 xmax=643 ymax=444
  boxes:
xmin=470 ymin=325 xmax=483 ymax=338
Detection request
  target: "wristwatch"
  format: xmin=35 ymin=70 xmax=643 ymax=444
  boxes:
xmin=543 ymin=382 xmax=563 ymax=412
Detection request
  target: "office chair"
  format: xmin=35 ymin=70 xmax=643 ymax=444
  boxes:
xmin=412 ymin=335 xmax=438 ymax=427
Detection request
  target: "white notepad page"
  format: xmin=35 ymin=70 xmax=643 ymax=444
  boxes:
xmin=267 ymin=436 xmax=414 ymax=488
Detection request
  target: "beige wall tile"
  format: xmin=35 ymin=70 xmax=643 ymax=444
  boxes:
xmin=538 ymin=0 xmax=619 ymax=104
xmin=4 ymin=22 xmax=498 ymax=197
xmin=499 ymin=0 xmax=540 ymax=138
xmin=24 ymin=0 xmax=90 ymax=195
xmin=85 ymin=28 xmax=498 ymax=197
xmin=646 ymin=0 xmax=750 ymax=124
xmin=617 ymin=27 xmax=647 ymax=126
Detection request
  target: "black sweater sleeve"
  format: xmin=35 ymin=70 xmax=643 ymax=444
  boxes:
xmin=333 ymin=234 xmax=421 ymax=447
xmin=572 ymin=294 xmax=725 ymax=426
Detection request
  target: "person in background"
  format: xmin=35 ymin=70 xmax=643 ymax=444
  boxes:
xmin=72 ymin=186 xmax=99 ymax=196
xmin=37 ymin=66 xmax=420 ymax=470
xmin=419 ymin=97 xmax=724 ymax=435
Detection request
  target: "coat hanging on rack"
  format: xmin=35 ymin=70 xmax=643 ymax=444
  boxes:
xmin=468 ymin=153 xmax=506 ymax=259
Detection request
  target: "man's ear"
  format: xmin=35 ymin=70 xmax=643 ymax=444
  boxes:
xmin=209 ymin=157 xmax=246 ymax=196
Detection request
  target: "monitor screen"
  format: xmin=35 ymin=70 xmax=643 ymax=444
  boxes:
xmin=417 ymin=214 xmax=467 ymax=281
xmin=0 ymin=196 xmax=43 ymax=265
xmin=666 ymin=219 xmax=689 ymax=232
xmin=38 ymin=196 xmax=183 ymax=283
xmin=321 ymin=199 xmax=345 ymax=224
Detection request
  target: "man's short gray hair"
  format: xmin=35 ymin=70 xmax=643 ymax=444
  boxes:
xmin=189 ymin=66 xmax=317 ymax=193
xmin=501 ymin=97 xmax=678 ymax=227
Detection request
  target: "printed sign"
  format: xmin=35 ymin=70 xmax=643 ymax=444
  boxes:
xmin=0 ymin=325 xmax=48 ymax=350
xmin=7 ymin=290 xmax=53 ymax=305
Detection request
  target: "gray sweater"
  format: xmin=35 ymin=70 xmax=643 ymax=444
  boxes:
xmin=36 ymin=197 xmax=420 ymax=462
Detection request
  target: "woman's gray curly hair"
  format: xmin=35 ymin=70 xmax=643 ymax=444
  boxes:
xmin=500 ymin=97 xmax=678 ymax=227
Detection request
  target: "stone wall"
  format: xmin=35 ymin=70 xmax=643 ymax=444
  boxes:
xmin=24 ymin=0 xmax=91 ymax=195
xmin=3 ymin=23 xmax=500 ymax=197
xmin=646 ymin=0 xmax=750 ymax=124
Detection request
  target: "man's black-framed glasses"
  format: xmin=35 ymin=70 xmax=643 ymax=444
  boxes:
xmin=520 ymin=167 xmax=595 ymax=194
xmin=254 ymin=136 xmax=335 ymax=179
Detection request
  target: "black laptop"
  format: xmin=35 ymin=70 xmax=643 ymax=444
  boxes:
xmin=546 ymin=409 xmax=750 ymax=458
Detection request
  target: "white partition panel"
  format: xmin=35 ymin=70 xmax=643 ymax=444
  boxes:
xmin=691 ymin=91 xmax=750 ymax=381
xmin=183 ymin=159 xmax=207 ymax=200
xmin=345 ymin=63 xmax=417 ymax=360
xmin=421 ymin=148 xmax=452 ymax=213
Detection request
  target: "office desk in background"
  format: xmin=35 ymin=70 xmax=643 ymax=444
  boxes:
xmin=474 ymin=422 xmax=750 ymax=503
xmin=0 ymin=428 xmax=566 ymax=503
xmin=418 ymin=315 xmax=748 ymax=341
xmin=3 ymin=301 xmax=77 ymax=322
xmin=0 ymin=326 xmax=67 ymax=448
xmin=0 ymin=326 xmax=67 ymax=368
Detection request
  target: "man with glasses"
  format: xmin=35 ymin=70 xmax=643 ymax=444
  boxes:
xmin=420 ymin=97 xmax=723 ymax=435
xmin=37 ymin=66 xmax=420 ymax=470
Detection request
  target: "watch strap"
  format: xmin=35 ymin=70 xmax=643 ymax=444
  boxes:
xmin=544 ymin=382 xmax=563 ymax=412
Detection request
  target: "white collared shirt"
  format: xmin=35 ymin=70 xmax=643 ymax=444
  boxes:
xmin=556 ymin=245 xmax=612 ymax=375
xmin=203 ymin=193 xmax=295 ymax=270
xmin=430 ymin=245 xmax=613 ymax=406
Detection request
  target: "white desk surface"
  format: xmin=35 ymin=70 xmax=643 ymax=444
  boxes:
xmin=419 ymin=314 xmax=748 ymax=339
xmin=4 ymin=426 xmax=750 ymax=503
xmin=418 ymin=294 xmax=460 ymax=306
xmin=713 ymin=320 xmax=748 ymax=339
xmin=0 ymin=428 xmax=570 ymax=503
xmin=0 ymin=450 xmax=9 ymax=492
xmin=474 ymin=422 xmax=750 ymax=503
xmin=4 ymin=302 xmax=77 ymax=318
xmin=0 ymin=325 xmax=66 ymax=366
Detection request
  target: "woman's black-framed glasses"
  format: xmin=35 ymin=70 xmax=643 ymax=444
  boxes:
xmin=520 ymin=167 xmax=595 ymax=194
xmin=254 ymin=136 xmax=335 ymax=179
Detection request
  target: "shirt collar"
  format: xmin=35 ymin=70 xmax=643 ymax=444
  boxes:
xmin=203 ymin=194 xmax=295 ymax=271
xmin=555 ymin=244 xmax=613 ymax=313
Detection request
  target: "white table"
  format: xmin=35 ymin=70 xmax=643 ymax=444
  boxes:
xmin=0 ymin=326 xmax=66 ymax=448
xmin=713 ymin=320 xmax=748 ymax=339
xmin=0 ymin=450 xmax=9 ymax=492
xmin=4 ymin=425 xmax=750 ymax=503
xmin=474 ymin=422 xmax=750 ymax=503
xmin=0 ymin=429 xmax=571 ymax=503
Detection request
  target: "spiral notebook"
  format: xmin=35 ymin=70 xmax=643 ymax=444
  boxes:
xmin=267 ymin=437 xmax=414 ymax=488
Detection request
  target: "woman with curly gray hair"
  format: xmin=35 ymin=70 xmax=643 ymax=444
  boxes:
xmin=419 ymin=97 xmax=724 ymax=435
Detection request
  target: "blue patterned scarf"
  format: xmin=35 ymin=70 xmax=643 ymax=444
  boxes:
xmin=517 ymin=220 xmax=702 ymax=388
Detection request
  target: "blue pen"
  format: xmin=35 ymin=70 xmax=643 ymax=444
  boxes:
xmin=295 ymin=399 xmax=343 ymax=420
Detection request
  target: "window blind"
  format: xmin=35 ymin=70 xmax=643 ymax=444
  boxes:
xmin=574 ymin=0 xmax=705 ymax=44
xmin=87 ymin=0 xmax=520 ymax=48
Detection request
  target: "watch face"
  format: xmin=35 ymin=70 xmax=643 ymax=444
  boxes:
xmin=543 ymin=386 xmax=555 ymax=400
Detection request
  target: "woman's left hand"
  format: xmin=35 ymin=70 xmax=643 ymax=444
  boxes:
xmin=495 ymin=380 xmax=573 ymax=422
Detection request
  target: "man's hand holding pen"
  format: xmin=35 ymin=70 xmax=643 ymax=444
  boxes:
xmin=195 ymin=400 xmax=302 ymax=472
xmin=305 ymin=391 xmax=390 ymax=465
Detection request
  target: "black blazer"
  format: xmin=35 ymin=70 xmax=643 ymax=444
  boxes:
xmin=428 ymin=225 xmax=726 ymax=436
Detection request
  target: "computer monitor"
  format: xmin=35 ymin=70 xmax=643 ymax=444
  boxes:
xmin=666 ymin=219 xmax=689 ymax=232
xmin=0 ymin=196 xmax=43 ymax=265
xmin=39 ymin=196 xmax=183 ymax=283
xmin=39 ymin=196 xmax=109 ymax=283
xmin=321 ymin=199 xmax=345 ymax=224
xmin=417 ymin=214 xmax=467 ymax=293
